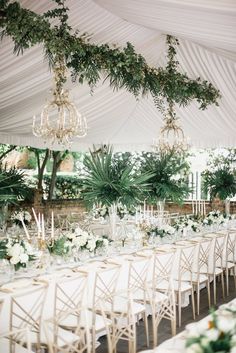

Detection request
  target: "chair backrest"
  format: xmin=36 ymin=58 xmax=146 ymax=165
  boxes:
xmin=0 ymin=327 xmax=32 ymax=353
xmin=212 ymin=233 xmax=226 ymax=268
xmin=10 ymin=283 xmax=48 ymax=349
xmin=43 ymin=308 xmax=90 ymax=353
xmin=56 ymin=214 xmax=70 ymax=230
xmin=227 ymin=231 xmax=236 ymax=263
xmin=127 ymin=256 xmax=150 ymax=297
xmin=54 ymin=272 xmax=88 ymax=318
xmin=153 ymin=249 xmax=176 ymax=283
xmin=93 ymin=264 xmax=121 ymax=308
xmin=198 ymin=237 xmax=216 ymax=273
xmin=171 ymin=244 xmax=196 ymax=282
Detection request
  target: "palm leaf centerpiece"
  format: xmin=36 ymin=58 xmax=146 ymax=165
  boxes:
xmin=82 ymin=146 xmax=152 ymax=209
xmin=140 ymin=150 xmax=190 ymax=204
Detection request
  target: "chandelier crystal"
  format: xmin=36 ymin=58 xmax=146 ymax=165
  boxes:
xmin=32 ymin=60 xmax=87 ymax=146
xmin=153 ymin=101 xmax=190 ymax=153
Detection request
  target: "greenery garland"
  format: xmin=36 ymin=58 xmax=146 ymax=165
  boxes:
xmin=0 ymin=0 xmax=220 ymax=110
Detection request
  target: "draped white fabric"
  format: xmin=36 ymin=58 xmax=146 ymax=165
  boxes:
xmin=0 ymin=0 xmax=235 ymax=151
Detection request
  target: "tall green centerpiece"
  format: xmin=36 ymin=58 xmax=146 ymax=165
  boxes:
xmin=140 ymin=150 xmax=190 ymax=209
xmin=0 ymin=165 xmax=32 ymax=231
xmin=203 ymin=167 xmax=236 ymax=215
xmin=82 ymin=146 xmax=152 ymax=237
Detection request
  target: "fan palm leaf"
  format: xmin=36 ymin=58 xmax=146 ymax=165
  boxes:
xmin=140 ymin=150 xmax=190 ymax=203
xmin=0 ymin=165 xmax=32 ymax=204
xmin=82 ymin=146 xmax=152 ymax=207
xmin=203 ymin=168 xmax=236 ymax=200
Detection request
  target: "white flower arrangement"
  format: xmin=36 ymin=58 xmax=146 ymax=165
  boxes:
xmin=186 ymin=303 xmax=236 ymax=353
xmin=65 ymin=226 xmax=110 ymax=253
xmin=92 ymin=204 xmax=109 ymax=219
xmin=11 ymin=210 xmax=32 ymax=226
xmin=203 ymin=210 xmax=226 ymax=226
xmin=146 ymin=224 xmax=175 ymax=238
xmin=0 ymin=237 xmax=36 ymax=270
xmin=174 ymin=216 xmax=201 ymax=233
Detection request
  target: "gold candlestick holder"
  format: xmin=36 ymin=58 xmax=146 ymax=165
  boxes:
xmin=38 ymin=238 xmax=47 ymax=251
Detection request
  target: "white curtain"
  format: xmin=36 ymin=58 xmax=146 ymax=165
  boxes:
xmin=0 ymin=0 xmax=235 ymax=151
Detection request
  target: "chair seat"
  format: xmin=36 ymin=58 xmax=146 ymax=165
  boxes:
xmin=13 ymin=324 xmax=79 ymax=349
xmin=155 ymin=278 xmax=192 ymax=292
xmin=0 ymin=338 xmax=33 ymax=353
xmin=181 ymin=272 xmax=208 ymax=284
xmin=132 ymin=288 xmax=169 ymax=305
xmin=102 ymin=297 xmax=145 ymax=316
xmin=200 ymin=265 xmax=223 ymax=276
xmin=223 ymin=262 xmax=235 ymax=270
xmin=59 ymin=310 xmax=111 ymax=333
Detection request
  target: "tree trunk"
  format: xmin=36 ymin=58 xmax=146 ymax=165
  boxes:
xmin=48 ymin=151 xmax=68 ymax=201
xmin=36 ymin=149 xmax=50 ymax=191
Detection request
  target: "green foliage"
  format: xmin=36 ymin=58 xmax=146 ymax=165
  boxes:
xmin=0 ymin=0 xmax=220 ymax=109
xmin=140 ymin=150 xmax=190 ymax=203
xmin=202 ymin=150 xmax=236 ymax=201
xmin=203 ymin=168 xmax=236 ymax=201
xmin=82 ymin=146 xmax=153 ymax=208
xmin=47 ymin=236 xmax=69 ymax=256
xmin=0 ymin=165 xmax=33 ymax=204
xmin=43 ymin=174 xmax=83 ymax=199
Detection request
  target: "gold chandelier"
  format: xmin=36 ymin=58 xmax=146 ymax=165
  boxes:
xmin=32 ymin=60 xmax=87 ymax=146
xmin=153 ymin=101 xmax=190 ymax=153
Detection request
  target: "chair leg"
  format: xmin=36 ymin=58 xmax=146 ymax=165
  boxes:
xmin=152 ymin=308 xmax=158 ymax=348
xmin=171 ymin=318 xmax=176 ymax=336
xmin=213 ymin=276 xmax=216 ymax=305
xmin=196 ymin=284 xmax=200 ymax=316
xmin=178 ymin=292 xmax=182 ymax=327
xmin=233 ymin=266 xmax=236 ymax=291
xmin=221 ymin=272 xmax=225 ymax=299
xmin=92 ymin=326 xmax=96 ymax=353
xmin=191 ymin=288 xmax=196 ymax=320
xmin=143 ymin=312 xmax=149 ymax=347
xmin=207 ymin=279 xmax=211 ymax=308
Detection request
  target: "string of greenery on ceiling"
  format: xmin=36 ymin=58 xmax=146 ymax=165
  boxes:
xmin=0 ymin=0 xmax=220 ymax=111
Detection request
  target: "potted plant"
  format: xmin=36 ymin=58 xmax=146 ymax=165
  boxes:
xmin=0 ymin=165 xmax=32 ymax=230
xmin=140 ymin=150 xmax=190 ymax=209
xmin=82 ymin=146 xmax=152 ymax=210
xmin=203 ymin=167 xmax=236 ymax=215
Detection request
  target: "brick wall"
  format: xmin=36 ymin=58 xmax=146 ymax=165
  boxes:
xmin=10 ymin=197 xmax=236 ymax=220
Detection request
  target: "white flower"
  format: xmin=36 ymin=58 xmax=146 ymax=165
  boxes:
xmin=7 ymin=243 xmax=23 ymax=258
xmin=217 ymin=314 xmax=235 ymax=333
xmin=102 ymin=238 xmax=109 ymax=248
xmin=205 ymin=328 xmax=219 ymax=341
xmin=186 ymin=343 xmax=203 ymax=353
xmin=19 ymin=253 xmax=29 ymax=263
xmin=230 ymin=347 xmax=236 ymax=353
xmin=231 ymin=334 xmax=236 ymax=345
xmin=200 ymin=337 xmax=210 ymax=347
xmin=86 ymin=238 xmax=96 ymax=252
xmin=10 ymin=256 xmax=20 ymax=265
xmin=74 ymin=227 xmax=84 ymax=236
xmin=186 ymin=321 xmax=207 ymax=337
xmin=74 ymin=235 xmax=88 ymax=247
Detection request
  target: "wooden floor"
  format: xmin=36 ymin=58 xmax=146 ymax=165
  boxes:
xmin=96 ymin=277 xmax=236 ymax=353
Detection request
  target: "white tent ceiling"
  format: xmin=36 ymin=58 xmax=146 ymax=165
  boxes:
xmin=0 ymin=0 xmax=236 ymax=151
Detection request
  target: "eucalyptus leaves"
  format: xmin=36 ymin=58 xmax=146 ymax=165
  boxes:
xmin=0 ymin=0 xmax=220 ymax=110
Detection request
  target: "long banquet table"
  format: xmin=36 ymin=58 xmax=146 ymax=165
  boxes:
xmin=0 ymin=226 xmax=235 ymax=350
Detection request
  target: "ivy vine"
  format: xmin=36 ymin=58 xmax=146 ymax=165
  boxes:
xmin=0 ymin=0 xmax=220 ymax=110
